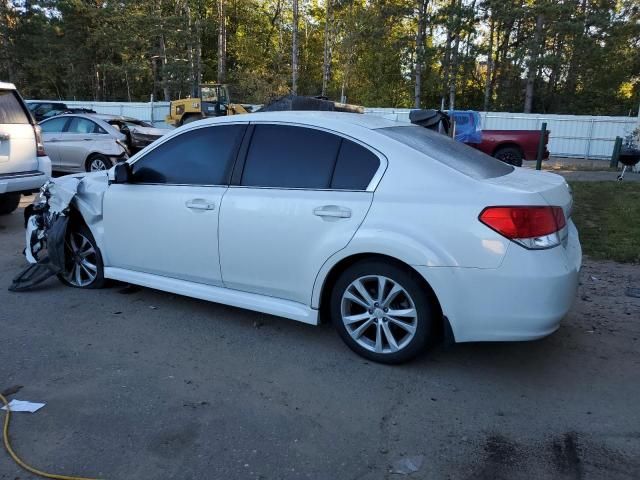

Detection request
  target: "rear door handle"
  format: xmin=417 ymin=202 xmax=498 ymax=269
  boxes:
xmin=186 ymin=199 xmax=216 ymax=211
xmin=313 ymin=205 xmax=352 ymax=218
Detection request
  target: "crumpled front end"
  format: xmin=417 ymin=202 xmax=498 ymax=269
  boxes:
xmin=9 ymin=172 xmax=108 ymax=291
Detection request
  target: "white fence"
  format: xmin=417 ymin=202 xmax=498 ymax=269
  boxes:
xmin=40 ymin=100 xmax=639 ymax=160
xmin=61 ymin=100 xmax=170 ymax=126
xmin=365 ymin=108 xmax=639 ymax=160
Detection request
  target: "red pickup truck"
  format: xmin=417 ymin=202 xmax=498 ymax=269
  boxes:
xmin=470 ymin=129 xmax=550 ymax=167
xmin=449 ymin=111 xmax=550 ymax=167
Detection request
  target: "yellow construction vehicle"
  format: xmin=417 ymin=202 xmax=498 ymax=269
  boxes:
xmin=165 ymin=83 xmax=249 ymax=127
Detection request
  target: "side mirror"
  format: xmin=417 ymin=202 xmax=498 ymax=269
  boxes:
xmin=113 ymin=162 xmax=132 ymax=184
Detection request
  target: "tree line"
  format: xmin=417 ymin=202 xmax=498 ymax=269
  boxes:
xmin=1 ymin=0 xmax=639 ymax=115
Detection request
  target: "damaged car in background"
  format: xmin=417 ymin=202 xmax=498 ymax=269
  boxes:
xmin=39 ymin=113 xmax=169 ymax=173
xmin=11 ymin=111 xmax=581 ymax=364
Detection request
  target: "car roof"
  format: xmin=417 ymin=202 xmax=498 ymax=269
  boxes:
xmin=0 ymin=81 xmax=16 ymax=90
xmin=89 ymin=113 xmax=139 ymax=122
xmin=200 ymin=111 xmax=407 ymax=130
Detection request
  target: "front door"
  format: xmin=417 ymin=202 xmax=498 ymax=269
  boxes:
xmin=103 ymin=123 xmax=247 ymax=286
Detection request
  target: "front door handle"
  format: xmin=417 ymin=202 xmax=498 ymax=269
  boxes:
xmin=313 ymin=205 xmax=352 ymax=218
xmin=186 ymin=199 xmax=216 ymax=211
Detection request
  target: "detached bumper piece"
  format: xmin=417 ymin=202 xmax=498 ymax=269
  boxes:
xmin=9 ymin=216 xmax=68 ymax=292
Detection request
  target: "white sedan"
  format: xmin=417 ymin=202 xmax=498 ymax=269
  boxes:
xmin=27 ymin=111 xmax=581 ymax=363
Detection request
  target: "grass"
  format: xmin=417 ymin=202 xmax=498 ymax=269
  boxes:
xmin=569 ymin=181 xmax=640 ymax=263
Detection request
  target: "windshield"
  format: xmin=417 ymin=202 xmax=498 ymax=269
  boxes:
xmin=377 ymin=125 xmax=513 ymax=179
xmin=200 ymin=85 xmax=228 ymax=103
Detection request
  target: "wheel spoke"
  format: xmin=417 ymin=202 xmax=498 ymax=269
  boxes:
xmin=388 ymin=318 xmax=416 ymax=335
xmin=80 ymin=246 xmax=95 ymax=258
xmin=376 ymin=276 xmax=387 ymax=303
xmin=382 ymin=284 xmax=403 ymax=308
xmin=352 ymin=318 xmax=375 ymax=339
xmin=81 ymin=259 xmax=97 ymax=273
xmin=353 ymin=279 xmax=375 ymax=306
xmin=375 ymin=322 xmax=383 ymax=353
xmin=386 ymin=308 xmax=416 ymax=318
xmin=74 ymin=264 xmax=82 ymax=285
xmin=343 ymin=290 xmax=370 ymax=309
xmin=343 ymin=312 xmax=371 ymax=325
xmin=381 ymin=321 xmax=399 ymax=352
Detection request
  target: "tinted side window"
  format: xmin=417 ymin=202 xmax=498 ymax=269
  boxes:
xmin=241 ymin=125 xmax=341 ymax=189
xmin=331 ymin=139 xmax=380 ymax=190
xmin=40 ymin=117 xmax=68 ymax=133
xmin=132 ymin=124 xmax=246 ymax=185
xmin=0 ymin=90 xmax=29 ymax=124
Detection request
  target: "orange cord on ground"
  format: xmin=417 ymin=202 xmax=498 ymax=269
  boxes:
xmin=1 ymin=392 xmax=101 ymax=480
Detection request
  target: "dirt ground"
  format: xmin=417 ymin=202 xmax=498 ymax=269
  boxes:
xmin=1 ymin=197 xmax=639 ymax=480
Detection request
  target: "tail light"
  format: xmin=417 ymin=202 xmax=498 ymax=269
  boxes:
xmin=33 ymin=124 xmax=46 ymax=157
xmin=479 ymin=206 xmax=566 ymax=249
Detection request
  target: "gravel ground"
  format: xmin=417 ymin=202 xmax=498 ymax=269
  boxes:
xmin=1 ymin=198 xmax=639 ymax=480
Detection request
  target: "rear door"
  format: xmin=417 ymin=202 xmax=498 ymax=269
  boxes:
xmin=55 ymin=116 xmax=105 ymax=171
xmin=40 ymin=116 xmax=70 ymax=167
xmin=0 ymin=89 xmax=37 ymax=175
xmin=219 ymin=123 xmax=382 ymax=305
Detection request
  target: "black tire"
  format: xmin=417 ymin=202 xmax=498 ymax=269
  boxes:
xmin=57 ymin=223 xmax=105 ymax=289
xmin=330 ymin=260 xmax=435 ymax=364
xmin=494 ymin=146 xmax=523 ymax=167
xmin=0 ymin=193 xmax=21 ymax=215
xmin=85 ymin=154 xmax=113 ymax=172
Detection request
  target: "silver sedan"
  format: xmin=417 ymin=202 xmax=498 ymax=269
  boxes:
xmin=39 ymin=114 xmax=130 ymax=172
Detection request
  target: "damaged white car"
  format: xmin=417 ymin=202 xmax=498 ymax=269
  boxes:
xmin=13 ymin=112 xmax=581 ymax=364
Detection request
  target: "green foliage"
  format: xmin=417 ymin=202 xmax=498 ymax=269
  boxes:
xmin=0 ymin=0 xmax=638 ymax=114
xmin=570 ymin=181 xmax=640 ymax=263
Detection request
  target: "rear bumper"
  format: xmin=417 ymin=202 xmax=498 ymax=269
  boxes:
xmin=0 ymin=157 xmax=50 ymax=194
xmin=416 ymin=221 xmax=581 ymax=343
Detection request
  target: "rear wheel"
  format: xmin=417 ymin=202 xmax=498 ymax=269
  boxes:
xmin=330 ymin=260 xmax=434 ymax=364
xmin=494 ymin=146 xmax=523 ymax=167
xmin=85 ymin=154 xmax=113 ymax=172
xmin=0 ymin=193 xmax=21 ymax=215
xmin=57 ymin=223 xmax=105 ymax=289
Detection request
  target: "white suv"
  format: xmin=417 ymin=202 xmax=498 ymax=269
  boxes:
xmin=0 ymin=82 xmax=51 ymax=214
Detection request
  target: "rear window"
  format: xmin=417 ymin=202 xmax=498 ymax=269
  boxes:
xmin=0 ymin=90 xmax=30 ymax=124
xmin=377 ymin=125 xmax=513 ymax=179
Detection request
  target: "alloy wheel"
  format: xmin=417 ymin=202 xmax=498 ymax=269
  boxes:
xmin=340 ymin=275 xmax=418 ymax=354
xmin=90 ymin=158 xmax=108 ymax=171
xmin=63 ymin=232 xmax=98 ymax=287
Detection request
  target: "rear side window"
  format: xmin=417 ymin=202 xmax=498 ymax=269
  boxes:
xmin=377 ymin=125 xmax=513 ymax=179
xmin=67 ymin=117 xmax=99 ymax=134
xmin=242 ymin=125 xmax=341 ymax=189
xmin=132 ymin=124 xmax=246 ymax=185
xmin=331 ymin=139 xmax=380 ymax=190
xmin=40 ymin=117 xmax=68 ymax=133
xmin=0 ymin=90 xmax=30 ymax=124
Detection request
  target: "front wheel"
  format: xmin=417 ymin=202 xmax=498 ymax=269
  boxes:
xmin=86 ymin=154 xmax=113 ymax=172
xmin=57 ymin=223 xmax=105 ymax=289
xmin=330 ymin=260 xmax=435 ymax=364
